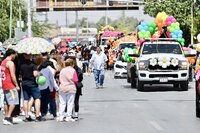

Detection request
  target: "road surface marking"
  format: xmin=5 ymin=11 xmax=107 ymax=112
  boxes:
xmin=149 ymin=121 xmax=164 ymax=131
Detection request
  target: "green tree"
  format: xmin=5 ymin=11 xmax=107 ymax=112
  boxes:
xmin=95 ymin=16 xmax=112 ymax=30
xmin=143 ymin=0 xmax=200 ymax=44
xmin=69 ymin=17 xmax=95 ymax=28
xmin=111 ymin=16 xmax=139 ymax=34
xmin=95 ymin=16 xmax=139 ymax=34
xmin=0 ymin=0 xmax=26 ymax=42
xmin=0 ymin=0 xmax=51 ymax=42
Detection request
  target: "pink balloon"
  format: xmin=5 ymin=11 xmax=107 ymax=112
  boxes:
xmin=140 ymin=38 xmax=145 ymax=43
xmin=137 ymin=41 xmax=141 ymax=46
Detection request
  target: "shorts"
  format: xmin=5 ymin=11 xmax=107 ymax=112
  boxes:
xmin=4 ymin=89 xmax=19 ymax=105
xmin=22 ymin=84 xmax=41 ymax=101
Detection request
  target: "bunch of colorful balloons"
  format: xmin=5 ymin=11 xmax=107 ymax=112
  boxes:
xmin=136 ymin=11 xmax=185 ymax=47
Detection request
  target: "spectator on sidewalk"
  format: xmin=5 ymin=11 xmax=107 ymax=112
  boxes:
xmin=1 ymin=49 xmax=20 ymax=125
xmin=58 ymin=58 xmax=78 ymax=122
xmin=20 ymin=54 xmax=45 ymax=122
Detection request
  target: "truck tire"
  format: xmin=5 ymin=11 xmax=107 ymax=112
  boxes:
xmin=173 ymin=84 xmax=179 ymax=89
xmin=127 ymin=75 xmax=130 ymax=83
xmin=137 ymin=79 xmax=144 ymax=91
xmin=180 ymin=81 xmax=189 ymax=91
xmin=131 ymin=78 xmax=136 ymax=88
xmin=130 ymin=66 xmax=137 ymax=88
xmin=196 ymin=81 xmax=200 ymax=118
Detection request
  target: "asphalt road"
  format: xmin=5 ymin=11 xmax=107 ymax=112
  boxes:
xmin=0 ymin=70 xmax=200 ymax=133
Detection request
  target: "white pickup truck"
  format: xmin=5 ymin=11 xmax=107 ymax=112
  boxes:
xmin=128 ymin=39 xmax=190 ymax=91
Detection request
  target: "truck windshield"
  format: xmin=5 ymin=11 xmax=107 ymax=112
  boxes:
xmin=119 ymin=43 xmax=136 ymax=50
xmin=142 ymin=43 xmax=182 ymax=55
xmin=101 ymin=38 xmax=107 ymax=46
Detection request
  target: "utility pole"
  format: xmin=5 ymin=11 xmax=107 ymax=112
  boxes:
xmin=105 ymin=0 xmax=109 ymax=25
xmin=76 ymin=11 xmax=79 ymax=42
xmin=9 ymin=0 xmax=13 ymax=38
xmin=27 ymin=0 xmax=32 ymax=37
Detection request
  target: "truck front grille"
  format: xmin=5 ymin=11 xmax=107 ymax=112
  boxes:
xmin=148 ymin=65 xmax=179 ymax=71
xmin=149 ymin=74 xmax=178 ymax=78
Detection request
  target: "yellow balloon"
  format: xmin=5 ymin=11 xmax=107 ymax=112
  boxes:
xmin=197 ymin=44 xmax=200 ymax=52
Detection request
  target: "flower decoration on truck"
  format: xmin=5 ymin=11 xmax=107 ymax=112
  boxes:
xmin=158 ymin=57 xmax=171 ymax=68
xmin=149 ymin=58 xmax=157 ymax=66
xmin=171 ymin=58 xmax=179 ymax=67
xmin=149 ymin=57 xmax=179 ymax=68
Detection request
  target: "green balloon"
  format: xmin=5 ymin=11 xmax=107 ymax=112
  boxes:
xmin=181 ymin=42 xmax=184 ymax=47
xmin=175 ymin=26 xmax=180 ymax=30
xmin=170 ymin=27 xmax=175 ymax=32
xmin=152 ymin=23 xmax=156 ymax=28
xmin=149 ymin=27 xmax=154 ymax=34
xmin=37 ymin=76 xmax=46 ymax=86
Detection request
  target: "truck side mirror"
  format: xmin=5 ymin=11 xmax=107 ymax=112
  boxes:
xmin=128 ymin=54 xmax=139 ymax=57
xmin=185 ymin=54 xmax=196 ymax=57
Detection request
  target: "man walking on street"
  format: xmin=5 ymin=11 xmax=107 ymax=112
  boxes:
xmin=1 ymin=49 xmax=20 ymax=125
xmin=90 ymin=47 xmax=108 ymax=89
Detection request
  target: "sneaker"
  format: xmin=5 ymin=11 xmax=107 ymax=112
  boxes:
xmin=13 ymin=117 xmax=23 ymax=123
xmin=64 ymin=117 xmax=75 ymax=122
xmin=99 ymin=85 xmax=103 ymax=88
xmin=28 ymin=112 xmax=35 ymax=118
xmin=3 ymin=117 xmax=13 ymax=125
xmin=24 ymin=116 xmax=34 ymax=122
xmin=35 ymin=116 xmax=46 ymax=122
xmin=56 ymin=116 xmax=64 ymax=122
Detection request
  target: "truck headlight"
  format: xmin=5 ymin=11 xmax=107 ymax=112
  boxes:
xmin=139 ymin=61 xmax=148 ymax=70
xmin=179 ymin=61 xmax=188 ymax=70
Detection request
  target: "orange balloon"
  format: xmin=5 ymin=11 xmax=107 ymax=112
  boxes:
xmin=190 ymin=58 xmax=195 ymax=64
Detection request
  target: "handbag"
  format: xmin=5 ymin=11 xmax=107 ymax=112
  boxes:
xmin=76 ymin=82 xmax=83 ymax=89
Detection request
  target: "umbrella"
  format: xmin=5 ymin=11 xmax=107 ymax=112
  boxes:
xmin=3 ymin=38 xmax=19 ymax=48
xmin=69 ymin=41 xmax=77 ymax=47
xmin=15 ymin=37 xmax=55 ymax=54
xmin=52 ymin=37 xmax=61 ymax=45
xmin=0 ymin=47 xmax=6 ymax=51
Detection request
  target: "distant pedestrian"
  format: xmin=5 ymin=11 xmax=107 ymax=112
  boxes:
xmin=1 ymin=49 xmax=20 ymax=125
xmin=90 ymin=47 xmax=108 ymax=89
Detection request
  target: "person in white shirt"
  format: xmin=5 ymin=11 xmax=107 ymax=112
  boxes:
xmin=90 ymin=47 xmax=108 ymax=89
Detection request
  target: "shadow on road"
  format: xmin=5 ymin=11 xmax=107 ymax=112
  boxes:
xmin=121 ymin=84 xmax=193 ymax=92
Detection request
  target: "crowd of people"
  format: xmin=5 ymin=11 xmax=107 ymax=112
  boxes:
xmin=0 ymin=44 xmax=108 ymax=125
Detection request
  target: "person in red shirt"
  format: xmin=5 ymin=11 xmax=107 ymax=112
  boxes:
xmin=1 ymin=49 xmax=20 ymax=125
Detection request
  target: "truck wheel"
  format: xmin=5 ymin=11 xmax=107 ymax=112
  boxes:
xmin=130 ymin=67 xmax=137 ymax=88
xmin=127 ymin=75 xmax=130 ymax=83
xmin=137 ymin=79 xmax=144 ymax=91
xmin=196 ymin=81 xmax=200 ymax=118
xmin=180 ymin=81 xmax=189 ymax=91
xmin=173 ymin=84 xmax=179 ymax=89
xmin=131 ymin=78 xmax=136 ymax=88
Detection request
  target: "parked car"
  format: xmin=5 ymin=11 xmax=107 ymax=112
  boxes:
xmin=114 ymin=60 xmax=127 ymax=78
